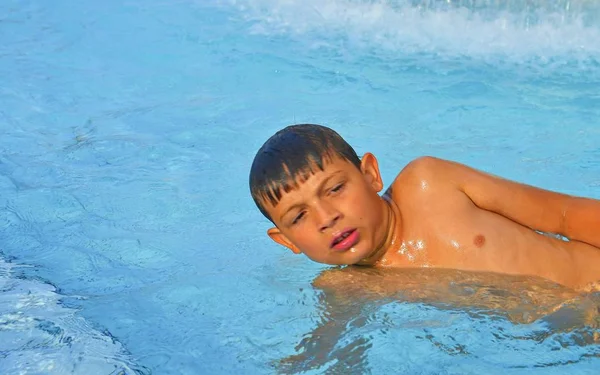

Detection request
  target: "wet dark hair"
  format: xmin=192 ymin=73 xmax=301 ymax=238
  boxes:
xmin=249 ymin=124 xmax=361 ymax=222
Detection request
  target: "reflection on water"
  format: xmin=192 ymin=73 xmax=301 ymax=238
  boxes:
xmin=275 ymin=267 xmax=600 ymax=374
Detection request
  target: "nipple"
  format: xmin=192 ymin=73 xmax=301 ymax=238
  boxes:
xmin=473 ymin=234 xmax=486 ymax=248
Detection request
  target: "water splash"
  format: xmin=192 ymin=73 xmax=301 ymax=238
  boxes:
xmin=228 ymin=0 xmax=600 ymax=64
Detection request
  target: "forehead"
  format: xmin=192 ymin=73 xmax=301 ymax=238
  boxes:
xmin=262 ymin=156 xmax=357 ymax=211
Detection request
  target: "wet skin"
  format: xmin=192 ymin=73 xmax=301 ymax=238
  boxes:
xmin=264 ymin=154 xmax=600 ymax=290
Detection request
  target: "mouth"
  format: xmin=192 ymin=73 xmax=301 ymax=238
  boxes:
xmin=330 ymin=228 xmax=360 ymax=252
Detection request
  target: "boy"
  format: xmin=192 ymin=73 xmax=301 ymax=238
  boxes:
xmin=249 ymin=124 xmax=600 ymax=290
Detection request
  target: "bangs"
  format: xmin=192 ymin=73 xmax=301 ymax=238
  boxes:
xmin=257 ymin=154 xmax=334 ymax=208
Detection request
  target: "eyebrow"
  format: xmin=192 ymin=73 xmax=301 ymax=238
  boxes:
xmin=278 ymin=170 xmax=345 ymax=222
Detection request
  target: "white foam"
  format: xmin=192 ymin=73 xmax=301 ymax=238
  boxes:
xmin=0 ymin=256 xmax=142 ymax=374
xmin=227 ymin=0 xmax=600 ymax=64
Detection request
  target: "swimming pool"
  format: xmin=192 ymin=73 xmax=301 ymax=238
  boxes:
xmin=1 ymin=0 xmax=599 ymax=373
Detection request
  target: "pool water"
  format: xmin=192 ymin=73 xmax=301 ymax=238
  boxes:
xmin=1 ymin=0 xmax=600 ymax=374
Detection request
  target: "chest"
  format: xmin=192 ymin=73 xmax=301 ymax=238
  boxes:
xmin=390 ymin=196 xmax=542 ymax=269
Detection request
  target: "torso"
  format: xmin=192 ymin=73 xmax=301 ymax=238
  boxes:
xmin=378 ymin=162 xmax=600 ymax=290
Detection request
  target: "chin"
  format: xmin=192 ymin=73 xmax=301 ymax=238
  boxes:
xmin=323 ymin=255 xmax=361 ymax=266
xmin=344 ymin=250 xmax=371 ymax=265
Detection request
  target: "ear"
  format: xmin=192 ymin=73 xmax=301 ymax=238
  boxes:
xmin=267 ymin=227 xmax=301 ymax=254
xmin=360 ymin=152 xmax=384 ymax=192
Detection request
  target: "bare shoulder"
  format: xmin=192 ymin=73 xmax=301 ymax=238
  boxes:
xmin=400 ymin=156 xmax=448 ymax=176
xmin=386 ymin=156 xmax=456 ymax=194
xmin=401 ymin=156 xmax=484 ymax=178
xmin=393 ymin=156 xmax=504 ymax=190
xmin=389 ymin=156 xmax=599 ymax=244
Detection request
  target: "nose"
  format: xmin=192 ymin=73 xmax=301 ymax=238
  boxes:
xmin=316 ymin=201 xmax=341 ymax=232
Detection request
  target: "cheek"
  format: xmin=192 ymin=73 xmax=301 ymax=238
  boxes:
xmin=290 ymin=229 xmax=320 ymax=249
xmin=349 ymin=190 xmax=380 ymax=222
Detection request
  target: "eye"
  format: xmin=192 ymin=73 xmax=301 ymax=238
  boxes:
xmin=291 ymin=211 xmax=306 ymax=225
xmin=330 ymin=182 xmax=345 ymax=194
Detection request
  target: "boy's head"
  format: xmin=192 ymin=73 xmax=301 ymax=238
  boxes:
xmin=249 ymin=124 xmax=390 ymax=266
xmin=249 ymin=124 xmax=361 ymax=220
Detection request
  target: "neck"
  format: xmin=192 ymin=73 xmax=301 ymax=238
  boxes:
xmin=358 ymin=195 xmax=402 ymax=266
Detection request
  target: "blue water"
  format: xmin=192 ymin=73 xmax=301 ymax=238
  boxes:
xmin=1 ymin=0 xmax=600 ymax=374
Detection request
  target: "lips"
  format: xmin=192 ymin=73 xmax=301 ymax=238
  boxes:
xmin=330 ymin=228 xmax=360 ymax=252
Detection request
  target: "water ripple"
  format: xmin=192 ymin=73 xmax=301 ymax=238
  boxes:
xmin=0 ymin=255 xmax=148 ymax=375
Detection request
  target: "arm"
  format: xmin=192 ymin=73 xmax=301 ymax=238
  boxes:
xmin=423 ymin=157 xmax=600 ymax=248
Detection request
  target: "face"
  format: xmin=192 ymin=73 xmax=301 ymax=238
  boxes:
xmin=263 ymin=153 xmax=389 ymax=265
